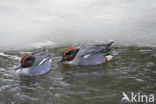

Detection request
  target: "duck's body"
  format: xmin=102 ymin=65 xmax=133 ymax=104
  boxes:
xmin=15 ymin=48 xmax=51 ymax=76
xmin=68 ymin=52 xmax=107 ymax=65
xmin=58 ymin=41 xmax=114 ymax=65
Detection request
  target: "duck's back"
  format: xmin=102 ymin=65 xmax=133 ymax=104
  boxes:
xmin=32 ymin=49 xmax=50 ymax=66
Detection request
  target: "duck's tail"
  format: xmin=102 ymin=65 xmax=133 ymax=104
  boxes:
xmin=106 ymin=41 xmax=114 ymax=49
xmin=104 ymin=41 xmax=114 ymax=55
xmin=42 ymin=47 xmax=47 ymax=51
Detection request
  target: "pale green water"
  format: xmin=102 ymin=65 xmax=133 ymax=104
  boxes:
xmin=0 ymin=46 xmax=155 ymax=104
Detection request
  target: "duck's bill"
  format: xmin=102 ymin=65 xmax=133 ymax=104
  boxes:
xmin=57 ymin=57 xmax=66 ymax=64
xmin=14 ymin=65 xmax=22 ymax=71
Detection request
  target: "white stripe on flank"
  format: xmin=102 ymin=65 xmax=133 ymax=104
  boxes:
xmin=83 ymin=54 xmax=90 ymax=58
xmin=39 ymin=57 xmax=50 ymax=65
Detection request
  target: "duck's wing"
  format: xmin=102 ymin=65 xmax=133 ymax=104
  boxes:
xmin=78 ymin=41 xmax=114 ymax=57
xmin=32 ymin=48 xmax=51 ymax=66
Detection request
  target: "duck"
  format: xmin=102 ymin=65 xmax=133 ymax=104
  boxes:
xmin=58 ymin=41 xmax=114 ymax=65
xmin=15 ymin=47 xmax=51 ymax=76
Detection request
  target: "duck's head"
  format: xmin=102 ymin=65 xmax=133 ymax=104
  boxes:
xmin=15 ymin=54 xmax=35 ymax=70
xmin=21 ymin=54 xmax=35 ymax=67
xmin=58 ymin=47 xmax=79 ymax=63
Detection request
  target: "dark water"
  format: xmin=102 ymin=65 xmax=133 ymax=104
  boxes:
xmin=0 ymin=46 xmax=156 ymax=104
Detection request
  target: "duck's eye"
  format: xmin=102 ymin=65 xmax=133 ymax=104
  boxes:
xmin=63 ymin=47 xmax=79 ymax=57
xmin=65 ymin=50 xmax=77 ymax=56
xmin=25 ymin=56 xmax=35 ymax=62
xmin=65 ymin=50 xmax=72 ymax=55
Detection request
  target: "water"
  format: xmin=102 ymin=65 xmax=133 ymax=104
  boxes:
xmin=0 ymin=0 xmax=156 ymax=103
xmin=0 ymin=46 xmax=155 ymax=104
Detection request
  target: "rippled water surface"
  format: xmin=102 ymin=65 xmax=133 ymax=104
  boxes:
xmin=0 ymin=46 xmax=155 ymax=104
